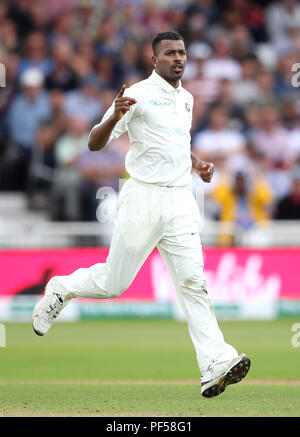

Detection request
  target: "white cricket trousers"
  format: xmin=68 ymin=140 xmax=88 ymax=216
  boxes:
xmin=47 ymin=177 xmax=237 ymax=374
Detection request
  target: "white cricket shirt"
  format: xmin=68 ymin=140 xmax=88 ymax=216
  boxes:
xmin=90 ymin=70 xmax=194 ymax=187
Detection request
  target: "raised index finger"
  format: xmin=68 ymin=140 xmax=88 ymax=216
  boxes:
xmin=117 ymin=84 xmax=126 ymax=98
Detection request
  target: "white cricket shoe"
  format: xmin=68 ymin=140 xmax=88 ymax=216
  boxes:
xmin=201 ymin=353 xmax=251 ymax=398
xmin=32 ymin=292 xmax=65 ymax=336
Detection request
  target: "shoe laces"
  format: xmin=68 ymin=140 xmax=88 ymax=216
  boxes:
xmin=201 ymin=360 xmax=216 ymax=382
xmin=45 ymin=294 xmax=63 ymax=321
xmin=205 ymin=360 xmax=216 ymax=374
xmin=204 ymin=359 xmax=229 ymax=380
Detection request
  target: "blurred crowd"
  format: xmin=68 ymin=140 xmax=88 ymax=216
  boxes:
xmin=1 ymin=0 xmax=300 ymax=236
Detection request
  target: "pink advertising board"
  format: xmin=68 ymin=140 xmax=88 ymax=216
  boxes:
xmin=0 ymin=248 xmax=299 ymax=302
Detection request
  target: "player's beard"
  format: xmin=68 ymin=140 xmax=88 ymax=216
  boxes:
xmin=166 ymin=66 xmax=185 ymax=82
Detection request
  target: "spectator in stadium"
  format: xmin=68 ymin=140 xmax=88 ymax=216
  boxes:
xmin=6 ymin=0 xmax=36 ymax=38
xmin=137 ymin=40 xmax=155 ymax=78
xmin=210 ymin=78 xmax=245 ymax=131
xmin=18 ymin=31 xmax=53 ymax=77
xmin=228 ymin=0 xmax=267 ymax=43
xmin=117 ymin=41 xmax=140 ymax=83
xmin=182 ymin=42 xmax=219 ymax=105
xmin=230 ymin=24 xmax=255 ymax=59
xmin=116 ymin=1 xmax=144 ymax=43
xmin=0 ymin=51 xmax=19 ymax=131
xmin=47 ymin=0 xmax=73 ymax=20
xmin=266 ymin=0 xmax=300 ymax=53
xmin=78 ymin=139 xmax=127 ymax=222
xmin=49 ymin=9 xmax=75 ymax=46
xmin=71 ymin=39 xmax=95 ymax=78
xmin=27 ymin=120 xmax=57 ymax=209
xmin=273 ymin=51 xmax=299 ymax=99
xmin=168 ymin=3 xmax=188 ymax=39
xmin=95 ymin=55 xmax=119 ymax=90
xmin=202 ymin=33 xmax=241 ymax=81
xmin=284 ymin=23 xmax=300 ymax=54
xmin=248 ymin=148 xmax=291 ymax=201
xmin=29 ymin=1 xmax=49 ymax=32
xmin=185 ymin=11 xmax=208 ymax=46
xmin=255 ymin=69 xmax=278 ymax=106
xmin=0 ymin=17 xmax=18 ymax=56
xmin=0 ymin=1 xmax=8 ymax=27
xmin=45 ymin=39 xmax=78 ymax=92
xmin=243 ymin=104 xmax=261 ymax=135
xmin=73 ymin=1 xmax=99 ymax=40
xmin=96 ymin=15 xmax=122 ymax=57
xmin=8 ymin=68 xmax=52 ymax=146
xmin=7 ymin=67 xmax=52 ymax=190
xmin=289 ymin=121 xmax=300 ymax=158
xmin=190 ymin=96 xmax=207 ymax=137
xmin=231 ymin=55 xmax=261 ymax=107
xmin=63 ymin=75 xmax=102 ymax=124
xmin=280 ymin=98 xmax=299 ymax=130
xmin=141 ymin=2 xmax=171 ymax=38
xmin=207 ymin=7 xmax=241 ymax=42
xmin=250 ymin=105 xmax=294 ymax=168
xmin=274 ymin=166 xmax=300 ymax=219
xmin=54 ymin=115 xmax=88 ymax=168
xmin=185 ymin=0 xmax=219 ymax=26
xmin=211 ymin=170 xmax=274 ymax=245
xmin=75 ymin=35 xmax=97 ymax=67
xmin=192 ymin=105 xmax=246 ymax=169
xmin=50 ymin=116 xmax=89 ymax=221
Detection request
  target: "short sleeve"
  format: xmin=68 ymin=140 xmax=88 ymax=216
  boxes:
xmin=88 ymin=88 xmax=142 ymax=145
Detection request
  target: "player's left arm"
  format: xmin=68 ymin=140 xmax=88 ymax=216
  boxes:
xmin=191 ymin=151 xmax=215 ymax=183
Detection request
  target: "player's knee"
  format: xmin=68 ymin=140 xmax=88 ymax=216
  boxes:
xmin=106 ymin=280 xmax=129 ymax=298
xmin=181 ymin=271 xmax=199 ymax=287
xmin=107 ymin=287 xmax=124 ymax=298
xmin=180 ymin=271 xmax=207 ymax=294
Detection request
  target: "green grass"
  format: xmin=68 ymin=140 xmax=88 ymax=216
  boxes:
xmin=0 ymin=319 xmax=300 ymax=416
xmin=0 ymin=384 xmax=299 ymax=417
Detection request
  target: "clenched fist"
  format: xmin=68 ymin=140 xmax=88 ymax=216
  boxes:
xmin=194 ymin=160 xmax=215 ymax=183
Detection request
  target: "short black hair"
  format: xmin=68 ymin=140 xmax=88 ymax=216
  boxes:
xmin=152 ymin=31 xmax=184 ymax=55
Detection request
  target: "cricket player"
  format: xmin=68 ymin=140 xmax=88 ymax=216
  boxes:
xmin=33 ymin=31 xmax=251 ymax=398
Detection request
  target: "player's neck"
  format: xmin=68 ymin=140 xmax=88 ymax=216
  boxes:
xmin=155 ymin=69 xmax=180 ymax=89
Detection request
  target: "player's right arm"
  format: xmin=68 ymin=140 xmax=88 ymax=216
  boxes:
xmin=88 ymin=84 xmax=137 ymax=151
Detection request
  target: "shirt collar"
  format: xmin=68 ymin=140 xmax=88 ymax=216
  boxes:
xmin=150 ymin=69 xmax=182 ymax=93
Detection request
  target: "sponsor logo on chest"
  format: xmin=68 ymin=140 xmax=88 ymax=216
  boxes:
xmin=149 ymin=99 xmax=172 ymax=107
xmin=149 ymin=99 xmax=191 ymax=112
